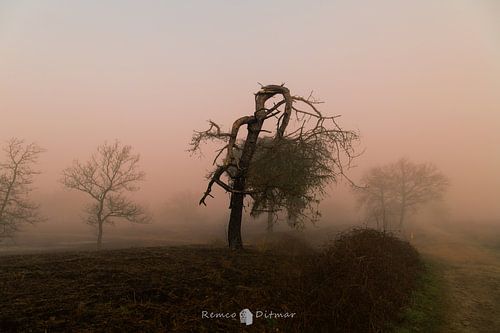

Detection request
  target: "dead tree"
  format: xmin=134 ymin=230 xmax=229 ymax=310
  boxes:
xmin=190 ymin=84 xmax=358 ymax=250
xmin=0 ymin=138 xmax=45 ymax=240
xmin=61 ymin=140 xmax=150 ymax=248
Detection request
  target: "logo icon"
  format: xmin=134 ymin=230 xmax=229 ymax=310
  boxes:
xmin=239 ymin=308 xmax=253 ymax=325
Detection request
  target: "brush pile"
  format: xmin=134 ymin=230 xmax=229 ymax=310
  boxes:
xmin=300 ymin=228 xmax=423 ymax=332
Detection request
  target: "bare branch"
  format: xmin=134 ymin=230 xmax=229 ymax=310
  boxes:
xmin=199 ymin=166 xmax=227 ymax=206
xmin=188 ymin=120 xmax=232 ymax=155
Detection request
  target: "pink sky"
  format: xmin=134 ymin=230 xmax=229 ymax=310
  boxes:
xmin=1 ymin=0 xmax=499 ymax=227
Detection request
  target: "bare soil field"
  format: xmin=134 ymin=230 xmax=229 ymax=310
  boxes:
xmin=0 ymin=246 xmax=303 ymax=332
xmin=0 ymin=229 xmax=421 ymax=332
xmin=4 ymin=224 xmax=498 ymax=332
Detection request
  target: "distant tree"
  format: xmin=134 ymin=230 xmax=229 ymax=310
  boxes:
xmin=354 ymin=166 xmax=397 ymax=231
xmin=61 ymin=141 xmax=150 ymax=248
xmin=190 ymin=84 xmax=358 ymax=249
xmin=0 ymin=138 xmax=45 ymax=240
xmin=354 ymin=158 xmax=449 ymax=231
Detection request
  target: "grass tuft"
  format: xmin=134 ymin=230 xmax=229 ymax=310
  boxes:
xmin=392 ymin=261 xmax=445 ymax=333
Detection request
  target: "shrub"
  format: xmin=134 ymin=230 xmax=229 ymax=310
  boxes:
xmin=300 ymin=228 xmax=423 ymax=332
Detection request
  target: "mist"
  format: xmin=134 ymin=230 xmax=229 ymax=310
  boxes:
xmin=1 ymin=0 xmax=499 ymax=250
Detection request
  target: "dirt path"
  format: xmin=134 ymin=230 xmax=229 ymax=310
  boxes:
xmin=415 ymin=231 xmax=500 ymax=332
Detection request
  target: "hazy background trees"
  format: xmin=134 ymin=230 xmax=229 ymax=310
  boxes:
xmin=354 ymin=158 xmax=449 ymax=231
xmin=2 ymin=1 xmax=500 ymax=252
xmin=61 ymin=140 xmax=150 ymax=248
xmin=0 ymin=138 xmax=45 ymax=241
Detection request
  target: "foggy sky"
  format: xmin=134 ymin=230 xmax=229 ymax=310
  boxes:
xmin=1 ymin=0 xmax=499 ymax=232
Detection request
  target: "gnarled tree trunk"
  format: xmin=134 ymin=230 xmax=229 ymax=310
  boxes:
xmin=227 ymin=91 xmax=272 ymax=249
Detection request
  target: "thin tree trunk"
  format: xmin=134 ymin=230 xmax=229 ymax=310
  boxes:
xmin=267 ymin=210 xmax=274 ymax=233
xmin=381 ymin=210 xmax=386 ymax=232
xmin=399 ymin=204 xmax=405 ymax=230
xmin=97 ymin=221 xmax=103 ymax=249
xmin=379 ymin=189 xmax=385 ymax=232
xmin=398 ymin=164 xmax=407 ymax=231
xmin=96 ymin=198 xmax=105 ymax=249
xmin=398 ymin=192 xmax=406 ymax=230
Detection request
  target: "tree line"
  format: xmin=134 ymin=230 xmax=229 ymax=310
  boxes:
xmin=0 ymin=139 xmax=149 ymax=248
xmin=1 ymin=84 xmax=449 ymax=250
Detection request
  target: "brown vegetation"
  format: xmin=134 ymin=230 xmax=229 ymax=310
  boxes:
xmin=304 ymin=228 xmax=423 ymax=332
xmin=0 ymin=229 xmax=421 ymax=332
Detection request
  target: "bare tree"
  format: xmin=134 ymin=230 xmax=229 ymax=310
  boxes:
xmin=353 ymin=166 xmax=397 ymax=231
xmin=190 ymin=84 xmax=358 ymax=249
xmin=354 ymin=158 xmax=449 ymax=231
xmin=0 ymin=138 xmax=45 ymax=240
xmin=61 ymin=141 xmax=150 ymax=248
xmin=391 ymin=158 xmax=449 ymax=228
